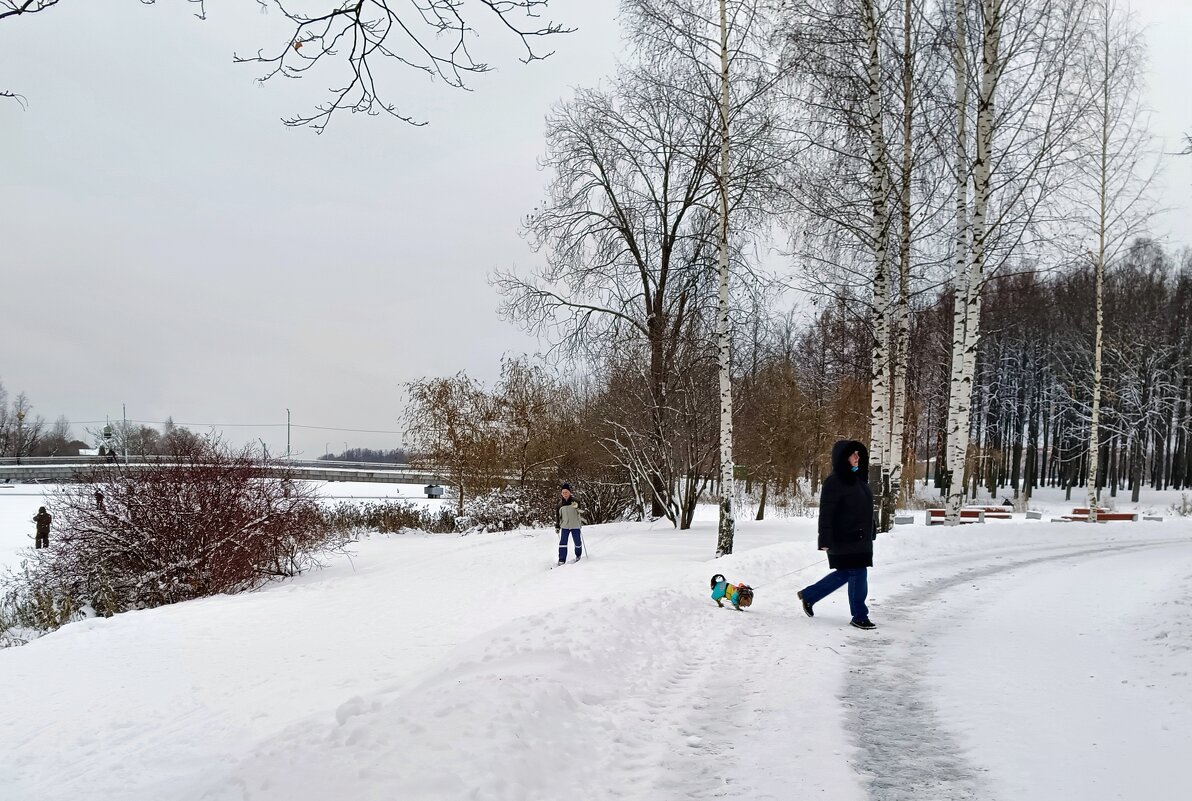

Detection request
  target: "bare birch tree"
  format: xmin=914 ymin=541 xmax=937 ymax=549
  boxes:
xmin=620 ymin=0 xmax=789 ymax=551
xmin=715 ymin=0 xmax=737 ymax=555
xmin=859 ymin=0 xmax=895 ymax=532
xmin=886 ymin=0 xmax=918 ymax=524
xmin=942 ymin=0 xmax=973 ymax=515
xmin=782 ymin=0 xmax=953 ymax=528
xmin=942 ymin=0 xmax=1093 ymax=519
xmin=1070 ymin=0 xmax=1157 ymax=521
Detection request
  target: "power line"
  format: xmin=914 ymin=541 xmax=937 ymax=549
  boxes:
xmin=292 ymin=424 xmax=405 ymax=435
xmin=72 ymin=419 xmax=404 ymax=435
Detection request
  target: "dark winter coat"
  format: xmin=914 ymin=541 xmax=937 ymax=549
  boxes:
xmin=34 ymin=509 xmax=52 ymax=535
xmin=817 ymin=440 xmax=875 ymax=570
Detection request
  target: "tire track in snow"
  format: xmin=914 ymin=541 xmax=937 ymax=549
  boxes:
xmin=846 ymin=539 xmax=1187 ymax=801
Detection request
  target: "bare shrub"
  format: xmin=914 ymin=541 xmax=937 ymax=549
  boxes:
xmin=2 ymin=440 xmax=342 ymax=633
xmin=560 ymin=472 xmax=636 ymax=525
xmin=458 ymin=484 xmax=558 ymax=532
xmin=323 ymin=501 xmax=458 ymax=536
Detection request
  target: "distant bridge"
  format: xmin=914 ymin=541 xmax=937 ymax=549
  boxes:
xmin=0 ymin=456 xmax=439 ymax=486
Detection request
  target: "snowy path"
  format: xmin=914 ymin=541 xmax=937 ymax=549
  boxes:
xmin=1 ymin=508 xmax=1190 ymax=801
xmin=840 ymin=538 xmax=1192 ymax=801
xmin=922 ymin=539 xmax=1192 ymax=801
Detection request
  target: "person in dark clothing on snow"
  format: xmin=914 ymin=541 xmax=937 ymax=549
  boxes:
xmin=555 ymin=483 xmax=585 ymax=565
xmin=797 ymin=440 xmax=878 ymax=630
xmin=33 ymin=506 xmax=52 ymax=549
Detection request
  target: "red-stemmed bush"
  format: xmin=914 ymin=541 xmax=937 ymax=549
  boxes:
xmin=5 ymin=439 xmax=343 ymax=632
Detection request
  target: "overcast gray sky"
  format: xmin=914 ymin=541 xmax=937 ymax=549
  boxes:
xmin=2 ymin=0 xmax=1189 ymax=457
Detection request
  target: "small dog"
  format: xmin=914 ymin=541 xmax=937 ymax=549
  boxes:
xmin=710 ymin=574 xmax=754 ymax=610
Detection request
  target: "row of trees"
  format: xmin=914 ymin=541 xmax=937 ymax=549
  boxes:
xmin=0 ymin=380 xmax=207 ymax=459
xmin=488 ymin=0 xmax=1180 ymax=540
xmin=317 ymin=448 xmax=408 ymax=464
xmin=777 ymin=0 xmax=1165 ymax=526
xmin=409 ymin=234 xmax=1187 ymax=534
xmin=914 ymin=240 xmax=1192 ymax=503
xmin=0 ymin=382 xmax=84 ymax=458
xmin=403 ymin=320 xmax=870 ymax=530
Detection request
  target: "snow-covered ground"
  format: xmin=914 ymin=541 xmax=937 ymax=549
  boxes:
xmin=1 ymin=485 xmax=1190 ymax=800
xmin=0 ymin=486 xmax=48 ymax=571
xmin=308 ymin=481 xmax=450 ymax=505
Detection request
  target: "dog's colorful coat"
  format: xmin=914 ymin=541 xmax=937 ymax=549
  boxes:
xmin=710 ymin=574 xmax=754 ymax=609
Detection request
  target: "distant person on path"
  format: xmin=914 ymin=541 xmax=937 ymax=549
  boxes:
xmin=797 ymin=440 xmax=878 ymax=630
xmin=33 ymin=506 xmax=52 ymax=549
xmin=95 ymin=489 xmax=105 ymax=512
xmin=556 ymin=483 xmax=585 ymax=566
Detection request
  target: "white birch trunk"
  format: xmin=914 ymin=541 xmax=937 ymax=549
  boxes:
xmin=1088 ymin=250 xmax=1105 ymax=520
xmin=888 ymin=0 xmax=914 ymax=523
xmin=715 ymin=0 xmax=736 ymax=556
xmin=1088 ymin=4 xmax=1110 ymax=523
xmin=947 ymin=0 xmax=1001 ymax=519
xmin=944 ymin=0 xmax=972 ymax=520
xmin=863 ymin=0 xmax=892 ymax=530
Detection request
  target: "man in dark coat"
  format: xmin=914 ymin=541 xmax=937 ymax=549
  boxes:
xmin=33 ymin=506 xmax=52 ymax=549
xmin=796 ymin=439 xmax=878 ymax=630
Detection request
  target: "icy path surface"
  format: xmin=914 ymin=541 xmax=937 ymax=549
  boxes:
xmin=922 ymin=539 xmax=1192 ymax=801
xmin=1 ymin=501 xmax=1190 ymax=801
xmin=841 ymin=537 xmax=1192 ymax=801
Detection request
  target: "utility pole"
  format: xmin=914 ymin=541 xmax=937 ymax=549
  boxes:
xmin=122 ymin=403 xmax=128 ymax=463
xmin=286 ymin=408 xmax=291 ymax=459
xmin=15 ymin=409 xmax=25 ymax=465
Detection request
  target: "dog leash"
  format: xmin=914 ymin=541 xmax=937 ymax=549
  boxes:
xmin=751 ymin=557 xmax=829 ymax=590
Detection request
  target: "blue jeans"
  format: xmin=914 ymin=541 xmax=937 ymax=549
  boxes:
xmin=800 ymin=567 xmax=869 ymax=620
xmin=558 ymin=528 xmax=582 ymax=562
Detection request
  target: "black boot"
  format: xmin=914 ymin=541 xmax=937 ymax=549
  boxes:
xmin=797 ymin=590 xmax=814 ymax=618
xmin=850 ymin=618 xmax=877 ymax=630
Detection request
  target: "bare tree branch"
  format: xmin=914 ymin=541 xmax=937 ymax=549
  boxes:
xmin=1 ymin=0 xmax=571 ymax=132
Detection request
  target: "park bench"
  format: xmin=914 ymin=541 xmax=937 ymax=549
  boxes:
xmin=1061 ymin=508 xmax=1139 ymax=523
xmin=926 ymin=508 xmax=985 ymax=525
xmin=966 ymin=505 xmax=1013 ymax=520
